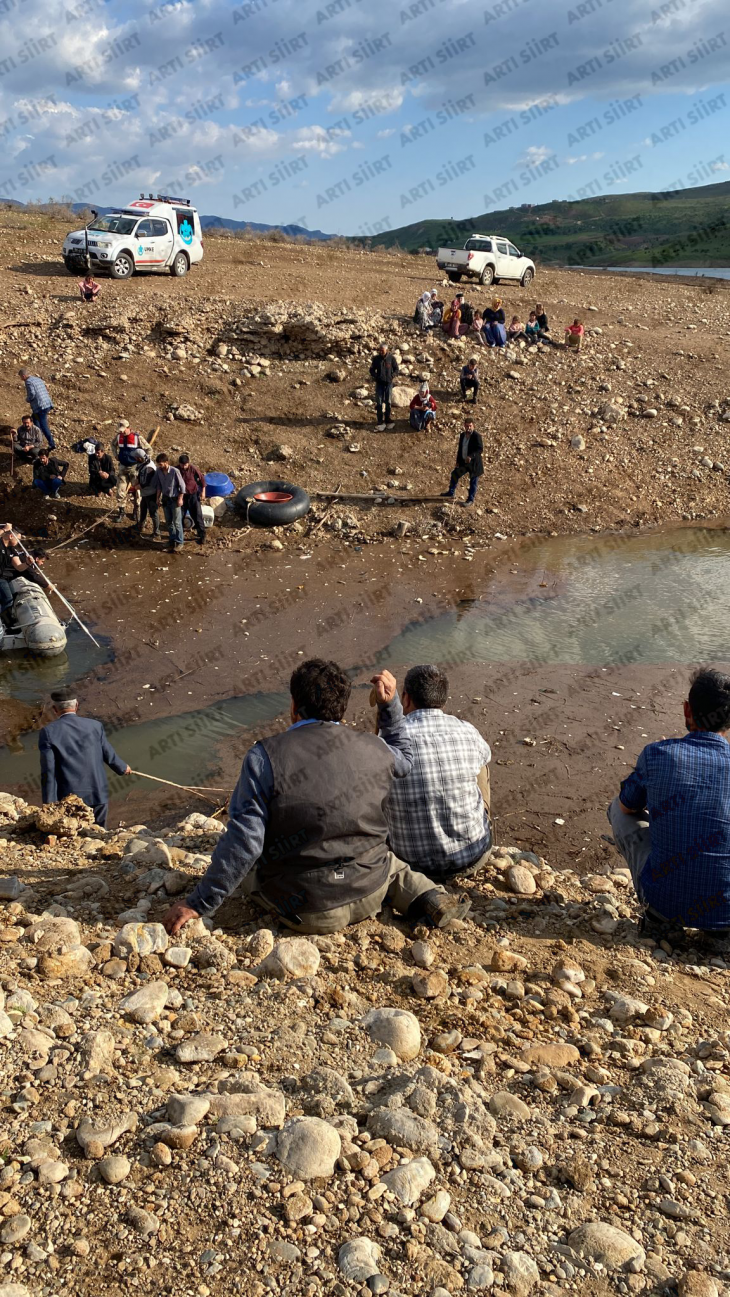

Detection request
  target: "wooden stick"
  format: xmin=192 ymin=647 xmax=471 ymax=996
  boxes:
xmin=129 ymin=768 xmax=229 ymax=797
xmin=148 ymin=424 xmax=161 ymax=448
xmin=49 ymin=506 xmax=117 ymax=552
xmin=310 ymin=481 xmax=342 ymax=533
xmin=311 ymin=490 xmax=446 ymax=503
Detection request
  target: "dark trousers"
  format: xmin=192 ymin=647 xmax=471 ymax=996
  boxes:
xmin=0 ymin=579 xmax=13 ymax=613
xmin=92 ymin=802 xmax=108 ymax=827
xmin=183 ymin=492 xmax=205 ymax=540
xmin=33 ymin=477 xmax=62 ymax=496
xmin=137 ymin=495 xmax=160 ymax=535
xmin=447 ymin=463 xmax=480 ymax=502
xmin=375 ymin=381 xmax=392 ymax=424
xmin=460 ymin=377 xmax=479 ymax=402
xmin=33 ymin=409 xmax=55 ymax=449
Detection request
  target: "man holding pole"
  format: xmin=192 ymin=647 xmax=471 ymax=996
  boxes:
xmin=39 ymin=689 xmax=131 ymax=827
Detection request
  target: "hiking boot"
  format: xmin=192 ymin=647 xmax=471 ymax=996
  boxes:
xmin=440 ymin=491 xmax=455 ymax=498
xmin=173 ymin=543 xmax=184 ymax=553
xmin=407 ymin=888 xmax=471 ymax=929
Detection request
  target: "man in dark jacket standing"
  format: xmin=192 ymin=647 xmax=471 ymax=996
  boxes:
xmin=441 ymin=418 xmax=484 ymax=506
xmin=162 ymin=658 xmax=470 ymax=936
xmin=369 ymin=343 xmax=399 ymax=431
xmin=178 ymin=453 xmax=206 ymax=544
xmin=39 ymin=689 xmax=131 ymax=827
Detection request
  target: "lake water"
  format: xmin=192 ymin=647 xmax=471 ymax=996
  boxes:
xmin=575 ymin=266 xmax=730 ymax=280
xmin=1 ymin=525 xmax=729 ymax=806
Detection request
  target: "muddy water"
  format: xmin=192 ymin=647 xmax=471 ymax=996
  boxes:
xmin=0 ymin=524 xmax=727 ymax=815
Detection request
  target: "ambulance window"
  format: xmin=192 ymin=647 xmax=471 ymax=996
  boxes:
xmin=496 ymin=241 xmax=509 ymax=255
xmin=135 ymin=219 xmax=155 ymax=237
xmin=149 ymin=220 xmax=169 ymax=236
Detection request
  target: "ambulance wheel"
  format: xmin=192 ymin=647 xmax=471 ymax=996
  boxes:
xmin=171 ymin=252 xmax=189 ymax=277
xmin=110 ymin=252 xmax=134 ymax=279
xmin=235 ymin=480 xmax=311 ymax=527
xmin=521 ymin=267 xmax=534 ymax=287
xmin=447 ymin=272 xmax=463 ymax=283
xmin=479 ymin=265 xmax=495 ymax=286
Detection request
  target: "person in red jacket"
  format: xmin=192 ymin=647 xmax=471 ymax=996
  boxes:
xmin=178 ymin=453 xmax=206 ymax=544
xmin=409 ymin=383 xmax=437 ymax=431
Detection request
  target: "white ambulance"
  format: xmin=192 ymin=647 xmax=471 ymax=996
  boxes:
xmin=63 ymin=194 xmax=204 ymax=279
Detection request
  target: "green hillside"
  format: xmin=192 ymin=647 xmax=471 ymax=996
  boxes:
xmin=367 ymin=181 xmax=730 ymax=267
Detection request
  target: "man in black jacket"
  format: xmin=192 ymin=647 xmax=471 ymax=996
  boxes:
xmin=88 ymin=444 xmax=117 ymax=497
xmin=369 ymin=343 xmax=399 ymax=431
xmin=32 ymin=450 xmax=69 ymax=500
xmin=441 ymin=418 xmax=484 ymax=506
xmin=178 ymin=453 xmax=206 ymax=544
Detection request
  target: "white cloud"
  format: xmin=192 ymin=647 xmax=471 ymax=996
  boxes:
xmin=565 ymin=151 xmax=605 ymax=164
xmin=515 ymin=145 xmax=555 ymax=169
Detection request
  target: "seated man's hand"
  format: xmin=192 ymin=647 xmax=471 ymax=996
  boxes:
xmin=371 ymin=669 xmax=397 ymax=705
xmin=162 ymin=901 xmax=198 ymax=936
xmin=123 ymin=765 xmax=132 ymax=775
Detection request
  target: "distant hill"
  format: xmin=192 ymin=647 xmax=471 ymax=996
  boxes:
xmin=366 ymin=180 xmax=730 ymax=267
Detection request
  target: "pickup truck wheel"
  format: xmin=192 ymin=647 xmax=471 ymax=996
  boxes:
xmin=521 ymin=267 xmax=534 ymax=286
xmin=110 ymin=252 xmax=134 ymax=279
xmin=447 ymin=272 xmax=462 ymax=283
xmin=479 ymin=265 xmax=494 ymax=286
xmin=171 ymin=251 xmax=189 ymax=277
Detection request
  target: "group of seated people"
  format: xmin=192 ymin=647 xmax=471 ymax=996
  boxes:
xmin=161 ymin=658 xmax=730 ymax=947
xmin=414 ymin=289 xmax=583 ymax=354
xmin=12 ymin=418 xmax=69 ymax=499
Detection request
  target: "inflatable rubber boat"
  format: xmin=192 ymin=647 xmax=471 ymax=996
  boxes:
xmin=0 ymin=578 xmax=67 ymax=657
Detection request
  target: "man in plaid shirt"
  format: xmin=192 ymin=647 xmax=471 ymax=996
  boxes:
xmin=381 ymin=664 xmax=492 ymax=881
xmin=610 ymin=666 xmax=730 ymax=936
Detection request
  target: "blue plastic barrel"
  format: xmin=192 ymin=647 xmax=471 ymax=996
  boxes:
xmin=204 ymin=472 xmax=234 ymax=498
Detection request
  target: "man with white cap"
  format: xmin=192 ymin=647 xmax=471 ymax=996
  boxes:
xmin=112 ymin=420 xmax=152 ymax=521
xmin=38 ymin=689 xmax=131 ymax=827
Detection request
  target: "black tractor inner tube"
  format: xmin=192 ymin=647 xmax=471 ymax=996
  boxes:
xmin=235 ymin=479 xmax=311 ymax=527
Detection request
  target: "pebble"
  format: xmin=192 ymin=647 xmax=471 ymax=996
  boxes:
xmin=0 ymin=1215 xmax=31 ymax=1245
xmin=98 ymin=1155 xmax=131 ymax=1185
xmin=489 ymin=1092 xmax=531 ymax=1121
xmin=502 ymin=1251 xmax=540 ymax=1295
xmin=175 ymin=1032 xmax=227 ymax=1063
xmin=276 ymin=1117 xmax=341 ymax=1179
xmin=678 ymin=1273 xmax=719 ymax=1297
xmin=119 ymin=980 xmax=169 ymax=1024
xmin=421 ymin=1190 xmax=451 ymax=1222
xmin=167 ymin=1093 xmax=211 ymax=1125
xmin=258 ymin=937 xmax=321 ymax=979
xmin=363 ymin=1007 xmax=421 ymax=1060
xmin=505 ymin=865 xmax=537 ymax=896
xmin=338 ymin=1237 xmax=382 ymax=1282
xmin=411 ymin=940 xmax=435 ymax=968
xmin=568 ymin=1221 xmax=646 ymax=1269
xmin=412 ymin=969 xmax=449 ymax=999
xmin=381 ymin=1156 xmax=435 ymax=1205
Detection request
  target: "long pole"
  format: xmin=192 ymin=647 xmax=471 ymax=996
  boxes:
xmin=11 ymin=533 xmax=101 ymax=649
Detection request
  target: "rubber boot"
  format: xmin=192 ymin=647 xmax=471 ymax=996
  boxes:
xmin=407 ymin=888 xmax=471 ymax=929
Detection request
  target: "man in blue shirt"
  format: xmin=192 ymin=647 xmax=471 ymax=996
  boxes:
xmin=609 ymin=667 xmax=730 ymax=936
xmin=162 ymin=659 xmax=470 ymax=937
xmin=19 ymin=369 xmax=55 ymax=449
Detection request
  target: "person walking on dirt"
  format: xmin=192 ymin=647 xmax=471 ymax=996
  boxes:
xmin=112 ymin=421 xmax=152 ymax=521
xmin=178 ymin=453 xmax=206 ymax=545
xmin=39 ymin=687 xmax=131 ymax=828
xmin=161 ymin=658 xmax=470 ymax=937
xmin=134 ymin=454 xmax=160 ymax=539
xmin=441 ymin=417 xmax=484 ymax=507
xmin=19 ymin=369 xmax=55 ymax=449
xmin=154 ymin=452 xmax=186 ymax=553
xmin=369 ymin=342 xmax=399 ymax=431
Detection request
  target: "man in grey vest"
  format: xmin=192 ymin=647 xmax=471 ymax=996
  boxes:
xmin=162 ymin=658 xmax=470 ymax=936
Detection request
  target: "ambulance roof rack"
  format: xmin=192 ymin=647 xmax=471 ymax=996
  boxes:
xmin=139 ymin=193 xmax=191 ymax=205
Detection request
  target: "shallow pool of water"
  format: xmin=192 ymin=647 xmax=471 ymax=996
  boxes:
xmin=1 ymin=525 xmax=728 ymax=806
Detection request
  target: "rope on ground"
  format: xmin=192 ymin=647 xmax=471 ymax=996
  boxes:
xmin=49 ymin=506 xmax=117 ymax=552
xmin=128 ymin=769 xmax=231 ymax=802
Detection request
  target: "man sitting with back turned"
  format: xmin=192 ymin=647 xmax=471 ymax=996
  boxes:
xmin=382 ymin=664 xmax=492 ymax=881
xmin=609 ymin=666 xmax=730 ymax=938
xmin=162 ymin=658 xmax=470 ymax=936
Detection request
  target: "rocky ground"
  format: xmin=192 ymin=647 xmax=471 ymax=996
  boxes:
xmin=0 ymin=791 xmax=729 ymax=1297
xmin=1 ymin=209 xmax=730 ymax=559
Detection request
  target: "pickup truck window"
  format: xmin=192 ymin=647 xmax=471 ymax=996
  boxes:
xmin=496 ymin=241 xmax=509 ymax=254
xmin=465 ymin=239 xmax=492 ymax=252
xmin=508 ymin=243 xmax=521 ymax=257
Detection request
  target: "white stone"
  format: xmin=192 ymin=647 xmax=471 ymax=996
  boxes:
xmin=276 ymin=1117 xmax=341 ymax=1180
xmin=98 ymin=1155 xmax=131 ymax=1185
xmin=338 ymin=1238 xmax=381 ymax=1283
xmin=363 ymin=1007 xmax=421 ymax=1060
xmin=258 ymin=937 xmax=320 ymax=979
xmin=167 ymin=1094 xmax=211 ymax=1125
xmin=119 ymin=981 xmax=169 ymax=1024
xmin=114 ymin=922 xmax=169 ymax=958
xmin=568 ymin=1222 xmax=646 ymax=1270
xmin=164 ymin=946 xmax=191 ymax=968
xmin=502 ymin=1251 xmax=540 ymax=1296
xmin=381 ymin=1156 xmax=435 ymax=1205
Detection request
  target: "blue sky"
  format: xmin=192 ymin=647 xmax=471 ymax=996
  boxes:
xmin=0 ymin=0 xmax=728 ymax=234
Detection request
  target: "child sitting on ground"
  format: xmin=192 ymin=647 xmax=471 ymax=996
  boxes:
xmin=565 ymin=318 xmax=585 ymax=350
xmin=507 ymin=315 xmax=525 ymax=343
xmin=524 ymin=312 xmax=541 ymax=344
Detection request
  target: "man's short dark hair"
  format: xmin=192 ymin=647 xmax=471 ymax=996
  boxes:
xmin=403 ymin=664 xmax=448 ymax=710
xmin=290 ymin=658 xmax=351 ymax=721
xmin=156 ymin=452 xmax=168 ymax=464
xmin=30 ymin=548 xmax=47 ymax=560
xmin=688 ymin=667 xmax=730 ymax=732
xmin=178 ymin=453 xmax=190 ymax=465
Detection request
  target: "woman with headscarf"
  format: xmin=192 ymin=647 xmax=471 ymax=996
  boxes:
xmin=414 ymin=289 xmax=436 ymax=332
xmin=446 ymin=292 xmax=463 ymax=338
xmin=483 ymin=296 xmax=507 ymax=348
xmin=409 ymin=382 xmax=437 ymax=431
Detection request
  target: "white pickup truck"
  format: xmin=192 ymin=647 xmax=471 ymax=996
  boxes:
xmin=63 ymin=194 xmax=204 ymax=280
xmin=436 ymin=235 xmax=535 ymax=287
